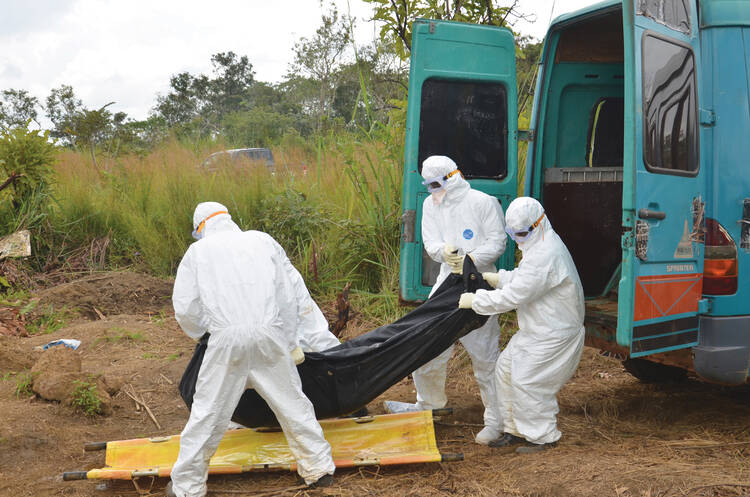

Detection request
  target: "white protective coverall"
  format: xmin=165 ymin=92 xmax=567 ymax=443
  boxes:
xmin=170 ymin=202 xmax=335 ymax=497
xmin=471 ymin=197 xmax=585 ymax=445
xmin=412 ymin=155 xmax=507 ymax=442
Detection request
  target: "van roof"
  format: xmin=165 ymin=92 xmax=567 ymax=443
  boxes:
xmin=700 ymin=0 xmax=750 ymax=28
xmin=550 ymin=0 xmax=621 ymax=31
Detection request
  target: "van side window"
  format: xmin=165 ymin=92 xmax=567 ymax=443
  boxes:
xmin=638 ymin=0 xmax=690 ymax=34
xmin=642 ymin=34 xmax=698 ymax=175
xmin=418 ymin=79 xmax=508 ymax=179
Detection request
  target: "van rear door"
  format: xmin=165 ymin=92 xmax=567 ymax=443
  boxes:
xmin=399 ymin=19 xmax=518 ymax=302
xmin=618 ymin=0 xmax=706 ymax=356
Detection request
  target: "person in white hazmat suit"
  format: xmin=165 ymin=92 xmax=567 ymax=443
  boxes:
xmin=458 ymin=197 xmax=585 ymax=454
xmin=384 ymin=155 xmax=507 ymax=446
xmin=167 ymin=202 xmax=336 ymax=497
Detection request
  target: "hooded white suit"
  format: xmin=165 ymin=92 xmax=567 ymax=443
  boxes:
xmin=471 ymin=197 xmax=585 ymax=445
xmin=410 ymin=156 xmax=507 ymax=442
xmin=169 ymin=202 xmax=335 ymax=497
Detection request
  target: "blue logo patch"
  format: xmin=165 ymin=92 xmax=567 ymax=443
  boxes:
xmin=462 ymin=229 xmax=474 ymax=240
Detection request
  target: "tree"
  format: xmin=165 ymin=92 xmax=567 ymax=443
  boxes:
xmin=207 ymin=51 xmax=255 ymax=117
xmin=287 ymin=4 xmax=352 ymax=131
xmin=364 ymin=0 xmax=531 ymax=60
xmin=516 ymin=36 xmax=543 ymax=119
xmin=0 ymin=89 xmax=40 ymax=130
xmin=153 ymin=51 xmax=255 ymax=137
xmin=69 ymin=103 xmax=116 ymax=172
xmin=45 ymin=85 xmax=84 ymax=144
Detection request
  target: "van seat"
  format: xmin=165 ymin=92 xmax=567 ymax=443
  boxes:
xmin=586 ymin=97 xmax=623 ymax=167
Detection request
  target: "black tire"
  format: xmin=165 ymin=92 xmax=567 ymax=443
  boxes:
xmin=622 ymin=358 xmax=688 ymax=383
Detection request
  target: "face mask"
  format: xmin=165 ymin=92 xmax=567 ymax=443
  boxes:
xmin=432 ymin=189 xmax=447 ymax=205
xmin=421 ymin=169 xmax=461 ymax=193
xmin=191 ymin=210 xmax=228 ymax=240
xmin=505 ymin=212 xmax=545 ymax=243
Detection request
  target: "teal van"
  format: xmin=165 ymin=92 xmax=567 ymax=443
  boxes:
xmin=399 ymin=0 xmax=750 ymax=384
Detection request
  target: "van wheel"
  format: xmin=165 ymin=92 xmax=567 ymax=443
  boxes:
xmin=622 ymin=358 xmax=687 ymax=383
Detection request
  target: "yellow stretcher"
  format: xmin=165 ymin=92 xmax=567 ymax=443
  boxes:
xmin=63 ymin=410 xmax=461 ymax=482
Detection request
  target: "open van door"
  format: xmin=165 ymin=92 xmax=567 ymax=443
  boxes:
xmin=618 ymin=0 xmax=706 ymax=356
xmin=399 ymin=19 xmax=518 ymax=302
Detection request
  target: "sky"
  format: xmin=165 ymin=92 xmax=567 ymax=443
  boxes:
xmin=0 ymin=0 xmax=600 ymax=123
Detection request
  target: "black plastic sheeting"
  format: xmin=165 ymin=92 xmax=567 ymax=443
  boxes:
xmin=179 ymin=257 xmax=492 ymax=427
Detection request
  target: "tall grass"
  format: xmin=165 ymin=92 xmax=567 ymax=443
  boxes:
xmin=47 ymin=133 xmax=403 ymax=316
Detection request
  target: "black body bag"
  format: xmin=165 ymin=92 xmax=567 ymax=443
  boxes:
xmin=179 ymin=257 xmax=491 ymax=427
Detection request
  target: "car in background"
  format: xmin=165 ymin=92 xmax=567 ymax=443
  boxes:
xmin=200 ymin=148 xmax=275 ymax=172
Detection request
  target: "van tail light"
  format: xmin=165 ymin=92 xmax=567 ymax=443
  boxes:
xmin=703 ymin=218 xmax=738 ymax=295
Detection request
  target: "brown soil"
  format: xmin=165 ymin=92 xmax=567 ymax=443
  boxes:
xmin=1 ymin=271 xmax=749 ymax=497
xmin=35 ymin=271 xmax=173 ymax=319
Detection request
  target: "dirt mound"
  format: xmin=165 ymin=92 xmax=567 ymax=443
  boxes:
xmin=30 ymin=347 xmax=113 ymax=414
xmin=37 ymin=271 xmax=173 ymax=318
xmin=0 ymin=335 xmax=37 ymax=372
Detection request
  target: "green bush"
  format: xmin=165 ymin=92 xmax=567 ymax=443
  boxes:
xmin=0 ymin=126 xmax=56 ymax=209
xmin=71 ymin=378 xmax=102 ymax=416
xmin=14 ymin=372 xmax=34 ymax=398
xmin=257 ymin=188 xmax=324 ymax=260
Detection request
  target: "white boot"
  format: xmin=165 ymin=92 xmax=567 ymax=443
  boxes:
xmin=383 ymin=400 xmax=423 ymax=414
xmin=475 ymin=425 xmax=502 ymax=445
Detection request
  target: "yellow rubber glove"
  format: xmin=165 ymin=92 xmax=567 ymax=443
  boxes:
xmin=482 ymin=272 xmax=500 ymax=288
xmin=291 ymin=346 xmax=305 ymax=365
xmin=442 ymin=244 xmax=459 ymax=263
xmin=442 ymin=244 xmax=465 ymax=274
xmin=458 ymin=292 xmax=475 ymax=309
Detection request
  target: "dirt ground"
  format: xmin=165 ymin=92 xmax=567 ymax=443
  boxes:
xmin=1 ymin=271 xmax=749 ymax=497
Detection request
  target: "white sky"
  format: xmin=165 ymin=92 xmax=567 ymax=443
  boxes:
xmin=0 ymin=0 xmax=600 ymax=122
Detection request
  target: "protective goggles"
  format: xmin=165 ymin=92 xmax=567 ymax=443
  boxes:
xmin=422 ymin=169 xmax=461 ymax=193
xmin=192 ymin=210 xmax=228 ymax=240
xmin=505 ymin=212 xmax=545 ymax=243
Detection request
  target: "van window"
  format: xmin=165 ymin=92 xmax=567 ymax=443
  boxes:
xmin=418 ymin=79 xmax=508 ymax=179
xmin=638 ymin=0 xmax=690 ymax=34
xmin=642 ymin=34 xmax=698 ymax=175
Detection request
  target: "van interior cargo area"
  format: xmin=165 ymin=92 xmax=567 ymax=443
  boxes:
xmin=539 ymin=7 xmax=624 ymax=327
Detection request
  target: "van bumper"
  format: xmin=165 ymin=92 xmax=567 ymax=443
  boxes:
xmin=693 ymin=315 xmax=750 ymax=385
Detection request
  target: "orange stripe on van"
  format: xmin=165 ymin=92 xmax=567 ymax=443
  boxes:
xmin=633 ymin=273 xmax=703 ymax=322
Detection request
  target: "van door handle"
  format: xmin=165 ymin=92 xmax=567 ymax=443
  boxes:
xmin=638 ymin=208 xmax=666 ymax=220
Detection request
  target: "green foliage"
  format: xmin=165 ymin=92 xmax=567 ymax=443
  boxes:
xmin=364 ymin=0 xmax=530 ymax=60
xmin=0 ymin=89 xmax=40 ymax=130
xmin=149 ymin=310 xmax=168 ymax=327
xmin=23 ymin=303 xmax=71 ymax=335
xmin=288 ymin=4 xmax=352 ymax=131
xmin=46 ymin=85 xmax=83 ymax=144
xmin=0 ymin=126 xmax=56 ymax=208
xmin=222 ymin=108 xmax=296 ymax=148
xmin=14 ymin=372 xmax=34 ymax=398
xmin=71 ymin=378 xmax=102 ymax=416
xmin=256 ymin=189 xmax=325 ymax=260
xmin=95 ymin=328 xmax=145 ymax=345
xmin=153 ymin=51 xmax=255 ymax=136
